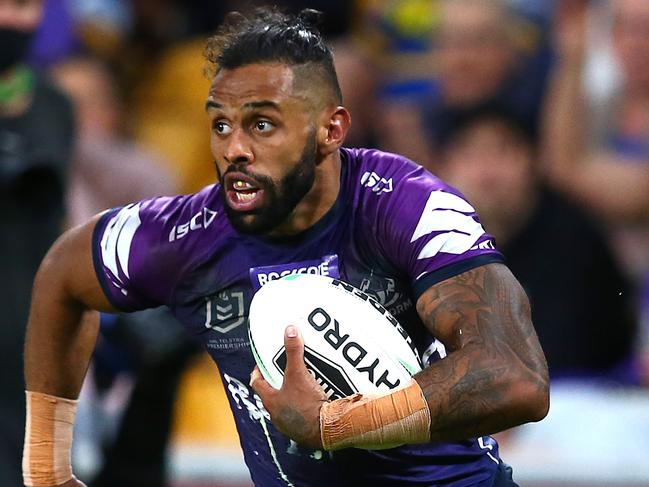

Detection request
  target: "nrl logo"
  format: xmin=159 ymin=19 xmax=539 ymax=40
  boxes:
xmin=204 ymin=290 xmax=246 ymax=333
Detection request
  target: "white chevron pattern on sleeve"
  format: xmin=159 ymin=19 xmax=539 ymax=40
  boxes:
xmin=410 ymin=191 xmax=486 ymax=260
xmin=100 ymin=203 xmax=142 ymax=292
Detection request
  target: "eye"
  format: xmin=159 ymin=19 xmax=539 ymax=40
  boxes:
xmin=254 ymin=120 xmax=275 ymax=133
xmin=213 ymin=120 xmax=232 ymax=135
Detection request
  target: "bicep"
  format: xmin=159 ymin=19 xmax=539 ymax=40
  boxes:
xmin=415 ymin=263 xmax=546 ymax=377
xmin=36 ymin=214 xmax=116 ymax=313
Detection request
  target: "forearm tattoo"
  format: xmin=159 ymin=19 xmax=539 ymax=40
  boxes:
xmin=415 ymin=263 xmax=549 ymax=441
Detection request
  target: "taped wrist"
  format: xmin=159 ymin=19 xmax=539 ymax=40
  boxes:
xmin=320 ymin=380 xmax=431 ymax=451
xmin=23 ymin=391 xmax=77 ymax=487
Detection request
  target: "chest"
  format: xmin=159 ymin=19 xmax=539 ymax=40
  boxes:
xmin=169 ymin=229 xmax=417 ymax=372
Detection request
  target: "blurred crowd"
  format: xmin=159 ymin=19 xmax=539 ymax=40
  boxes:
xmin=2 ymin=0 xmax=649 ymax=486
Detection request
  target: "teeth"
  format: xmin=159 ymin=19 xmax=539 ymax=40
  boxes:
xmin=235 ymin=191 xmax=257 ymax=202
xmin=234 ymin=180 xmax=254 ymax=190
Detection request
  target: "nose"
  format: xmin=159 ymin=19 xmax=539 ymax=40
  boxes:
xmin=224 ymin=128 xmax=254 ymax=165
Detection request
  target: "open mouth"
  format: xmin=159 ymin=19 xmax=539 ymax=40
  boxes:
xmin=224 ymin=172 xmax=266 ymax=211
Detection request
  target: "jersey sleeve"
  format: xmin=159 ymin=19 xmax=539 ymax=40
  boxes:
xmin=92 ymin=196 xmax=186 ymax=311
xmin=371 ymin=159 xmax=504 ymax=299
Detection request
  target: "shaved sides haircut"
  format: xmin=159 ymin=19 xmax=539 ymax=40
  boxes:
xmin=205 ymin=7 xmax=343 ymax=107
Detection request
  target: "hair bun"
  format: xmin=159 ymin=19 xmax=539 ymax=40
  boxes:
xmin=298 ymin=9 xmax=324 ymax=29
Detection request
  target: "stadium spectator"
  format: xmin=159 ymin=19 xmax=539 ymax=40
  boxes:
xmin=542 ymin=0 xmax=649 ymax=384
xmin=353 ymin=0 xmax=441 ymax=166
xmin=439 ymin=106 xmax=636 ymax=382
xmin=0 ymin=1 xmax=74 ymax=485
xmin=50 ymin=56 xmax=176 ymax=225
xmin=377 ymin=0 xmax=550 ymax=170
xmin=27 ymin=0 xmax=79 ymax=68
xmin=543 ymin=0 xmax=649 ymax=258
xmin=330 ymin=38 xmax=381 ymax=148
xmin=125 ymin=36 xmax=219 ymax=193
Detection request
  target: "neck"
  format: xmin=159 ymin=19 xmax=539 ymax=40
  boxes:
xmin=268 ymin=150 xmax=342 ymax=237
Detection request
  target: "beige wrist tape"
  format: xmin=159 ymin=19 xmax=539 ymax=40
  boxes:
xmin=320 ymin=380 xmax=431 ymax=451
xmin=23 ymin=391 xmax=77 ymax=487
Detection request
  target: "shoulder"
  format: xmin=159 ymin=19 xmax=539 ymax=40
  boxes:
xmin=344 ymin=146 xmax=423 ymax=181
xmin=93 ymin=184 xmax=231 ymax=308
xmin=96 ymin=184 xmax=229 ymax=277
xmin=342 ymin=147 xmax=464 ymax=217
xmin=341 ymin=148 xmax=502 ymax=289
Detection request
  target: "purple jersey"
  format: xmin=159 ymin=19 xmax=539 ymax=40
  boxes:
xmin=93 ymin=148 xmax=504 ymax=486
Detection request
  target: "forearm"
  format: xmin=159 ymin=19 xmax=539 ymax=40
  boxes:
xmin=415 ymin=264 xmax=549 ymax=442
xmin=414 ymin=343 xmax=545 ymax=442
xmin=320 ymin=346 xmax=545 ymax=451
xmin=318 ymin=265 xmax=548 ymax=450
xmin=543 ymin=59 xmax=649 ymax=219
xmin=542 ymin=55 xmax=588 ymax=186
xmin=542 ymin=0 xmax=590 ymax=188
xmin=24 ymin=304 xmax=97 ymax=487
xmin=538 ymin=3 xmax=649 ymax=219
xmin=22 ymin=219 xmax=112 ymax=486
xmin=24 ymin=293 xmax=99 ymax=399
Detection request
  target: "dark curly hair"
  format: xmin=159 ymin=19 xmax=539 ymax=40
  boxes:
xmin=204 ymin=7 xmax=342 ymax=104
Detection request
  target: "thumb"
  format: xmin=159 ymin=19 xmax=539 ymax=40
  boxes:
xmin=283 ymin=325 xmax=306 ymax=373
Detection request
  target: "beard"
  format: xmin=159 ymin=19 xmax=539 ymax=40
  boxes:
xmin=217 ymin=132 xmax=318 ymax=235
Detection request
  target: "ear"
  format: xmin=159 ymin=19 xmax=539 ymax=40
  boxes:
xmin=317 ymin=106 xmax=351 ymax=157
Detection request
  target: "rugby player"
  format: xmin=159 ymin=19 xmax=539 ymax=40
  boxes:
xmin=22 ymin=8 xmax=549 ymax=487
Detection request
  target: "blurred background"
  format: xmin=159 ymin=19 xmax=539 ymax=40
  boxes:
xmin=2 ymin=0 xmax=649 ymax=486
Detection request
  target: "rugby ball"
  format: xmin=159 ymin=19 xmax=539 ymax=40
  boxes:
xmin=248 ymin=274 xmax=422 ymax=400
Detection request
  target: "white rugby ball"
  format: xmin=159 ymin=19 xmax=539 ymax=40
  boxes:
xmin=248 ymin=274 xmax=422 ymax=400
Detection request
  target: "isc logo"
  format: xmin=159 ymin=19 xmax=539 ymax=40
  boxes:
xmin=169 ymin=207 xmax=218 ymax=242
xmin=360 ymin=171 xmax=393 ymax=194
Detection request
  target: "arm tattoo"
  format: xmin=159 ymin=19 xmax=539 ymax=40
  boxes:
xmin=415 ymin=263 xmax=549 ymax=441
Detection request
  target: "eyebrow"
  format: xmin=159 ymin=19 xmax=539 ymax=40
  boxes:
xmin=204 ymin=99 xmax=281 ymax=112
xmin=243 ymin=100 xmax=281 ymax=111
xmin=205 ymin=100 xmax=222 ymax=111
